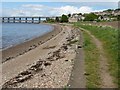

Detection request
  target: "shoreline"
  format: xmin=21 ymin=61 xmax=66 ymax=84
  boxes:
xmin=2 ymin=24 xmax=62 ymax=63
xmin=2 ymin=24 xmax=79 ymax=88
xmin=2 ymin=23 xmax=54 ymax=51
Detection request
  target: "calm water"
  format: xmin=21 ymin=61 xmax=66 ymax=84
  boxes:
xmin=1 ymin=23 xmax=53 ymax=50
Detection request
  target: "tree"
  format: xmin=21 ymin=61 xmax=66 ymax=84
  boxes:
xmin=61 ymin=14 xmax=68 ymax=22
xmin=118 ymin=15 xmax=120 ymax=21
xmin=115 ymin=8 xmax=120 ymax=11
xmin=106 ymin=9 xmax=113 ymax=12
xmin=77 ymin=13 xmax=82 ymax=15
xmin=55 ymin=17 xmax=60 ymax=22
xmin=68 ymin=14 xmax=71 ymax=17
xmin=84 ymin=13 xmax=98 ymax=21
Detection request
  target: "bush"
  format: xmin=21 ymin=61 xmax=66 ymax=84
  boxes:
xmin=84 ymin=13 xmax=98 ymax=21
xmin=55 ymin=17 xmax=60 ymax=22
xmin=117 ymin=15 xmax=120 ymax=21
xmin=61 ymin=14 xmax=68 ymax=22
xmin=46 ymin=18 xmax=55 ymax=23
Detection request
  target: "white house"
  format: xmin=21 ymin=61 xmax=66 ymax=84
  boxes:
xmin=98 ymin=16 xmax=110 ymax=21
xmin=68 ymin=13 xmax=85 ymax=22
xmin=68 ymin=18 xmax=78 ymax=22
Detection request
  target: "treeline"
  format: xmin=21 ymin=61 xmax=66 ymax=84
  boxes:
xmin=46 ymin=8 xmax=120 ymax=23
xmin=46 ymin=14 xmax=68 ymax=23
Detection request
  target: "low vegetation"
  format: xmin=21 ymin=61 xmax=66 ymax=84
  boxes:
xmin=45 ymin=18 xmax=55 ymax=23
xmin=82 ymin=31 xmax=101 ymax=88
xmin=74 ymin=22 xmax=119 ymax=87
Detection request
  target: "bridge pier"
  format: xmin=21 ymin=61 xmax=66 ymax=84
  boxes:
xmin=2 ymin=18 xmax=4 ymax=23
xmin=19 ymin=18 xmax=21 ymax=23
xmin=8 ymin=18 xmax=9 ymax=23
xmin=32 ymin=17 xmax=34 ymax=23
xmin=25 ymin=17 xmax=27 ymax=23
xmin=13 ymin=17 xmax=15 ymax=23
xmin=38 ymin=17 xmax=41 ymax=23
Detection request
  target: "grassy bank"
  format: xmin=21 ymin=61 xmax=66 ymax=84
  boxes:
xmin=74 ymin=22 xmax=119 ymax=87
xmin=82 ymin=31 xmax=101 ymax=88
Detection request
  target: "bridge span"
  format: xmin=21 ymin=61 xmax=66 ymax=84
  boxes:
xmin=0 ymin=16 xmax=57 ymax=23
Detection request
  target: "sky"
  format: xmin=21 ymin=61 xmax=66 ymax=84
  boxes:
xmin=1 ymin=2 xmax=119 ymax=17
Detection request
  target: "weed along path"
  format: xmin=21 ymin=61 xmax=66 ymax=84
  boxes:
xmin=80 ymin=27 xmax=116 ymax=88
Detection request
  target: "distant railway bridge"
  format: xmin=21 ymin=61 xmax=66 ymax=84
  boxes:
xmin=0 ymin=16 xmax=57 ymax=23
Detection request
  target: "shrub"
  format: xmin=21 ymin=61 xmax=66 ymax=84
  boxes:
xmin=61 ymin=14 xmax=68 ymax=22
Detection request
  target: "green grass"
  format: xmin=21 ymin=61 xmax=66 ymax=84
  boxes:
xmin=82 ymin=31 xmax=101 ymax=88
xmin=74 ymin=22 xmax=119 ymax=87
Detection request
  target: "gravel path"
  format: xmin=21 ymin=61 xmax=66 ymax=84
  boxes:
xmin=68 ymin=28 xmax=86 ymax=88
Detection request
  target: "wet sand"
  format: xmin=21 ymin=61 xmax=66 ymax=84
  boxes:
xmin=2 ymin=24 xmax=62 ymax=63
xmin=1 ymin=24 xmax=79 ymax=88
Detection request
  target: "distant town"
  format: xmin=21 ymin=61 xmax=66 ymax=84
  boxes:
xmin=46 ymin=8 xmax=120 ymax=23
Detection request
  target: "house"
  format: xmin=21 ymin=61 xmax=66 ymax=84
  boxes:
xmin=113 ymin=10 xmax=120 ymax=16
xmin=68 ymin=13 xmax=78 ymax=22
xmin=68 ymin=13 xmax=85 ymax=22
xmin=68 ymin=17 xmax=78 ymax=22
xmin=79 ymin=16 xmax=85 ymax=21
xmin=98 ymin=16 xmax=110 ymax=21
xmin=94 ymin=9 xmax=120 ymax=16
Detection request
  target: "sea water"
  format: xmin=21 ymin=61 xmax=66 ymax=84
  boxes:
xmin=1 ymin=23 xmax=53 ymax=50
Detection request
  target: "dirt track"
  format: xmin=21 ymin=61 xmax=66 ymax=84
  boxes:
xmin=80 ymin=27 xmax=116 ymax=88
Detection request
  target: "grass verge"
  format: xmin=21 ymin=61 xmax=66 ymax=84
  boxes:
xmin=74 ymin=22 xmax=119 ymax=87
xmin=82 ymin=30 xmax=101 ymax=88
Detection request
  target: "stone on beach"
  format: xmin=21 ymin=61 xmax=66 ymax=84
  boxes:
xmin=2 ymin=24 xmax=78 ymax=88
